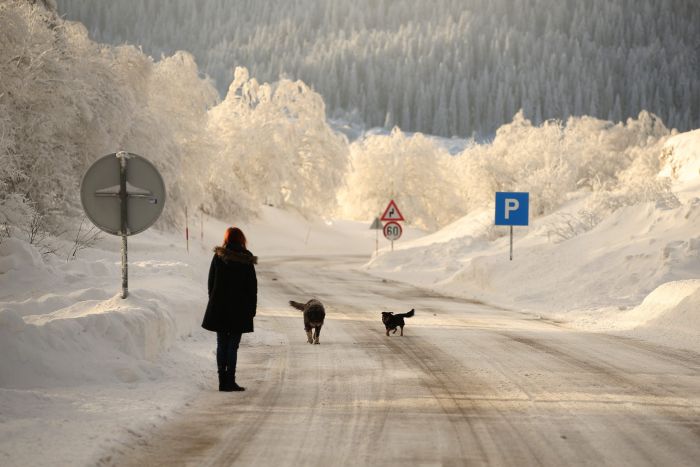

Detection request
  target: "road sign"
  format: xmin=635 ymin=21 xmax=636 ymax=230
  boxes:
xmin=370 ymin=217 xmax=383 ymax=230
xmin=495 ymin=192 xmax=529 ymax=226
xmin=80 ymin=152 xmax=166 ymax=298
xmin=81 ymin=153 xmax=166 ymax=236
xmin=369 ymin=217 xmax=383 ymax=256
xmin=383 ymin=221 xmax=402 ymax=241
xmin=381 ymin=200 xmax=404 ymax=221
xmin=494 ymin=192 xmax=529 ymax=261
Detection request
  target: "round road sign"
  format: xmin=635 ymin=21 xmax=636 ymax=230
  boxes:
xmin=383 ymin=221 xmax=402 ymax=241
xmin=80 ymin=153 xmax=166 ymax=236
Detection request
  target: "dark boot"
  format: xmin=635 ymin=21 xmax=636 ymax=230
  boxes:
xmin=218 ymin=369 xmax=227 ymax=391
xmin=224 ymin=371 xmax=245 ymax=392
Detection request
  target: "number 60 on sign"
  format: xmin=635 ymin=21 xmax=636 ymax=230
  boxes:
xmin=383 ymin=221 xmax=402 ymax=241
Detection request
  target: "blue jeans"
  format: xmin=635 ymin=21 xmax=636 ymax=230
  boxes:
xmin=216 ymin=332 xmax=242 ymax=375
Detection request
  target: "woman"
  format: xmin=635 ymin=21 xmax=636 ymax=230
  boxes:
xmin=202 ymin=227 xmax=257 ymax=392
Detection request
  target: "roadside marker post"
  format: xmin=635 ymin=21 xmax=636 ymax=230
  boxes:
xmin=185 ymin=205 xmax=189 ymax=253
xmin=200 ymin=207 xmax=204 ymax=242
xmin=494 ymin=192 xmax=529 ymax=260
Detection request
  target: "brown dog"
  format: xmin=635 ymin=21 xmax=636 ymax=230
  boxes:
xmin=289 ymin=299 xmax=326 ymax=344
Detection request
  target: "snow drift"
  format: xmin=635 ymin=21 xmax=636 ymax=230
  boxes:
xmin=570 ymin=279 xmax=700 ymax=354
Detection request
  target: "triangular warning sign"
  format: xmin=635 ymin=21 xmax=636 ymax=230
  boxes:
xmin=369 ymin=217 xmax=383 ymax=230
xmin=380 ymin=200 xmax=404 ymax=221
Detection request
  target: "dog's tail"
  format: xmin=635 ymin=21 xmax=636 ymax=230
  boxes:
xmin=289 ymin=300 xmax=306 ymax=311
xmin=397 ymin=309 xmax=415 ymax=319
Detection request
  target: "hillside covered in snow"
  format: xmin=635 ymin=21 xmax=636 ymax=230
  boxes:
xmin=57 ymin=0 xmax=700 ymax=137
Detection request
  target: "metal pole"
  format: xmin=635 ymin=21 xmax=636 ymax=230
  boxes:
xmin=117 ymin=151 xmax=129 ymax=299
xmin=121 ymin=235 xmax=128 ymax=298
xmin=510 ymin=225 xmax=513 ymax=261
xmin=375 ymin=229 xmax=378 ymax=256
xmin=185 ymin=205 xmax=189 ymax=253
xmin=391 ymin=239 xmax=394 ymax=252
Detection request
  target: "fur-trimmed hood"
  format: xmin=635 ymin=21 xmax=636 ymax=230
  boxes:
xmin=213 ymin=246 xmax=258 ymax=264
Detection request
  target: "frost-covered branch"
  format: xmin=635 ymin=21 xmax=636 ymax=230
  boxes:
xmin=66 ymin=217 xmax=102 ymax=261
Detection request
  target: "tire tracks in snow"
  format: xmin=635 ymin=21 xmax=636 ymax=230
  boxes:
xmin=203 ymin=336 xmax=289 ymax=466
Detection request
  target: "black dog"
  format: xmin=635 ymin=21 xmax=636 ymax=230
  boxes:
xmin=289 ymin=299 xmax=326 ymax=344
xmin=382 ymin=309 xmax=415 ymax=336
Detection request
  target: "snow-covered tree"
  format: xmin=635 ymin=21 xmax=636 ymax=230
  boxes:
xmin=338 ymin=127 xmax=459 ymax=230
xmin=206 ymin=67 xmax=349 ymax=219
xmin=339 ymin=110 xmax=673 ymax=229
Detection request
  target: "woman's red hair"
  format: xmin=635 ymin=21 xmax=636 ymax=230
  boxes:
xmin=223 ymin=227 xmax=247 ymax=248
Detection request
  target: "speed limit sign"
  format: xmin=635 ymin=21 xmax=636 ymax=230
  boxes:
xmin=383 ymin=221 xmax=402 ymax=241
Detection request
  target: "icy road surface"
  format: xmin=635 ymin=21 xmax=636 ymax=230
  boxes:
xmin=114 ymin=255 xmax=700 ymax=466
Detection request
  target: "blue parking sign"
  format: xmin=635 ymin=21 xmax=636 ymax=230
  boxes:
xmin=495 ymin=192 xmax=529 ymax=226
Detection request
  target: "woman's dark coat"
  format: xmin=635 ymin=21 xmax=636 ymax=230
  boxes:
xmin=202 ymin=244 xmax=258 ymax=333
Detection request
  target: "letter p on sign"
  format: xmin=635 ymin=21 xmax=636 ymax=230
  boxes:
xmin=495 ymin=192 xmax=529 ymax=226
xmin=505 ymin=198 xmax=519 ymax=219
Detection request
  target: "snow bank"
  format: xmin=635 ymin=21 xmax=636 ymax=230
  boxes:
xmin=0 ymin=231 xmax=208 ymax=390
xmin=625 ymin=279 xmax=700 ymax=352
xmin=0 ymin=237 xmax=43 ymax=274
xmin=660 ymin=129 xmax=700 ymax=182
xmin=0 ymin=293 xmax=176 ymax=389
xmin=0 ymin=237 xmax=52 ymax=299
xmin=574 ymin=280 xmax=700 ymax=353
xmin=619 ymin=280 xmax=700 ymax=327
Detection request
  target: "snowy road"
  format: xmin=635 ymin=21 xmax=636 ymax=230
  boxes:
xmin=113 ymin=255 xmax=700 ymax=466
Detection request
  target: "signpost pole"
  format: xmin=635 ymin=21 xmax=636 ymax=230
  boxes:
xmin=510 ymin=225 xmax=513 ymax=261
xmin=495 ymin=192 xmax=528 ymax=262
xmin=121 ymin=235 xmax=128 ymax=298
xmin=185 ymin=206 xmax=189 ymax=253
xmin=370 ymin=217 xmax=383 ymax=256
xmin=117 ymin=151 xmax=129 ymax=299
